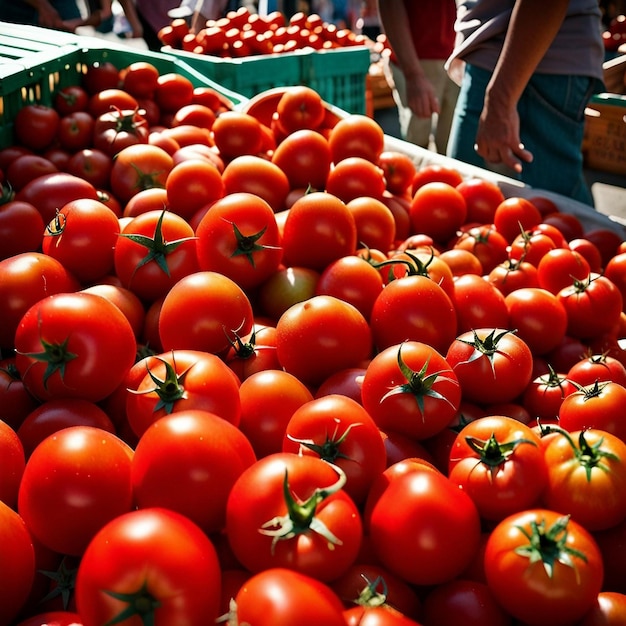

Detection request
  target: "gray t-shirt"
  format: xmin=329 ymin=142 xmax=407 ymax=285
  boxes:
xmin=446 ymin=0 xmax=605 ymax=84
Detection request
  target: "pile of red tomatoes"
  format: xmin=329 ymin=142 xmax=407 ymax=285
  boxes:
xmin=2 ymin=54 xmax=626 ymax=626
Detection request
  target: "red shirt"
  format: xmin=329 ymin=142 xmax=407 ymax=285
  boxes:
xmin=403 ymin=0 xmax=457 ymax=60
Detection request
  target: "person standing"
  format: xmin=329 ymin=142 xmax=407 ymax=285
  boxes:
xmin=376 ymin=0 xmax=459 ymax=154
xmin=0 ymin=0 xmax=101 ymax=32
xmin=445 ymin=0 xmax=605 ymax=206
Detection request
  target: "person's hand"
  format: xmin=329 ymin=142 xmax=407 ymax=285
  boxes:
xmin=405 ymin=74 xmax=440 ymax=119
xmin=36 ymin=1 xmax=68 ymax=30
xmin=474 ymin=101 xmax=533 ymax=173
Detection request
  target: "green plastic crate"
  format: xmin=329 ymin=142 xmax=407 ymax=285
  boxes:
xmin=165 ymin=45 xmax=371 ymax=114
xmin=0 ymin=24 xmax=247 ymax=149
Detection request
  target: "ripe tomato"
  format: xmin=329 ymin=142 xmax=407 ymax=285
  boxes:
xmin=14 ymin=292 xmax=136 ymax=403
xmin=238 ymin=369 xmax=314 ymax=459
xmin=75 ymin=508 xmax=221 ymax=626
xmin=364 ymin=459 xmax=481 ymax=586
xmin=109 ymin=144 xmax=173 ymax=204
xmin=326 ymin=156 xmax=387 ymax=203
xmin=125 ymin=349 xmax=241 ymax=438
xmin=409 ymin=182 xmax=467 ymax=244
xmin=17 ymin=398 xmax=115 ymax=459
xmin=154 ymin=72 xmax=194 ymax=114
xmin=221 ymin=154 xmax=290 ymax=212
xmin=211 ymin=110 xmax=264 ymax=160
xmin=275 ymin=85 xmax=326 ymax=134
xmin=578 ymin=591 xmax=626 ymax=626
xmin=559 ymin=380 xmax=626 ymax=443
xmin=6 ymin=155 xmax=58 ymax=192
xmin=54 ymin=84 xmax=89 ymax=116
xmin=542 ymin=427 xmax=626 ymax=531
xmin=0 ymin=252 xmax=80 ymax=351
xmin=484 ymin=509 xmax=603 ymax=625
xmin=281 ymin=191 xmax=357 ymax=271
xmin=93 ymin=107 xmax=149 ymax=157
xmin=226 ymin=452 xmax=362 ymax=582
xmin=224 ymin=323 xmax=281 ymax=381
xmin=81 ymin=62 xmax=120 ymax=95
xmin=521 ymin=367 xmax=576 ymax=422
xmin=0 ymin=500 xmax=35 ymax=625
xmin=345 ymin=196 xmax=396 ymax=252
xmin=14 ymin=104 xmax=60 ymax=151
xmin=87 ymin=88 xmax=138 ymax=119
xmin=114 ymin=209 xmax=199 ymax=303
xmin=158 ymin=271 xmax=254 ymax=356
xmin=451 ymin=273 xmax=510 ymax=334
xmin=230 ymin=568 xmax=347 ymax=626
xmin=16 ymin=172 xmax=99 ymax=226
xmin=456 ymin=177 xmax=505 ymax=225
xmin=41 ymin=198 xmax=120 ymax=285
xmin=452 ymin=224 xmax=509 ymax=274
xmin=0 ymin=197 xmax=45 ymax=260
xmin=195 ymin=192 xmax=283 ymax=289
xmin=557 ymin=274 xmax=623 ymax=340
xmin=271 ymin=128 xmax=332 ymax=191
xmin=411 ymin=164 xmax=463 ymax=194
xmin=370 ymin=274 xmax=457 ymax=355
xmin=448 ymin=415 xmax=548 ymax=521
xmin=445 ymin=328 xmax=534 ymax=406
xmin=275 ymin=295 xmax=372 ymax=387
xmin=328 ymin=114 xmax=385 ymax=164
xmin=361 ymin=341 xmax=461 ymax=441
xmin=18 ymin=426 xmax=134 ymax=556
xmin=493 ymin=196 xmax=542 ymax=243
xmin=567 ymin=353 xmax=626 ymax=387
xmin=66 ymin=148 xmax=112 ymax=190
xmin=132 ymin=409 xmax=255 ymax=534
xmin=282 ymin=394 xmax=386 ymax=505
xmin=120 ymin=61 xmax=160 ymax=99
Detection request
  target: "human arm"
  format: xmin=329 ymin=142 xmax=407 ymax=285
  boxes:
xmin=190 ymin=0 xmax=228 ymax=33
xmin=475 ymin=0 xmax=570 ymax=171
xmin=114 ymin=0 xmax=144 ymax=39
xmin=376 ymin=0 xmax=439 ymax=118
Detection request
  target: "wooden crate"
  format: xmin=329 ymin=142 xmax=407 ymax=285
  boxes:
xmin=583 ymin=93 xmax=626 ymax=175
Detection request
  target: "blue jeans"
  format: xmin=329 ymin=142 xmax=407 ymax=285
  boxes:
xmin=447 ymin=64 xmax=597 ymax=207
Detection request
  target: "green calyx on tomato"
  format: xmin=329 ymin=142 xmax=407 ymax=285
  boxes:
xmin=119 ymin=210 xmax=197 ymax=278
xmin=464 ymin=431 xmax=538 ymax=474
xmin=129 ymin=355 xmax=188 ymax=414
xmin=107 ymin=106 xmax=148 ymax=135
xmin=546 ymin=425 xmax=620 ymax=482
xmin=0 ymin=181 xmax=15 ymax=204
xmin=103 ymin=579 xmax=161 ymax=626
xmin=458 ymin=328 xmax=517 ymax=374
xmin=514 ymin=514 xmax=587 ymax=578
xmin=259 ymin=463 xmax=347 ymax=553
xmin=228 ymin=220 xmax=280 ymax=267
xmin=353 ymin=574 xmax=389 ymax=608
xmin=18 ymin=336 xmax=77 ymax=389
xmin=39 ymin=556 xmax=78 ymax=610
xmin=381 ymin=342 xmax=458 ymax=417
xmin=286 ymin=421 xmax=361 ymax=465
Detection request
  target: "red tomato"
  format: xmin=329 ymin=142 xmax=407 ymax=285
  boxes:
xmin=81 ymin=62 xmax=120 ymax=95
xmin=445 ymin=328 xmax=534 ymax=406
xmin=361 ymin=341 xmax=461 ymax=441
xmin=0 ymin=252 xmax=80 ymax=351
xmin=14 ymin=292 xmax=136 ymax=403
xmin=87 ymin=88 xmax=138 ymax=119
xmin=328 ymin=114 xmax=385 ymax=163
xmin=282 ymin=394 xmax=387 ymax=504
xmin=275 ymin=85 xmax=326 ymax=134
xmin=281 ymin=191 xmax=357 ymax=271
xmin=452 ymin=224 xmax=509 ymax=274
xmin=154 ymin=72 xmax=194 ymax=114
xmin=16 ymin=172 xmax=99 ymax=226
xmin=0 ymin=418 xmax=25 ymax=510
xmin=409 ymin=182 xmax=467 ymax=243
xmin=231 ymin=568 xmax=347 ymax=626
xmin=125 ymin=349 xmax=241 ymax=438
xmin=226 ymin=452 xmax=362 ymax=581
xmin=0 ymin=500 xmax=35 ymax=625
xmin=559 ymin=380 xmax=626 ymax=443
xmin=120 ymin=61 xmax=160 ymax=99
xmin=14 ymin=104 xmax=60 ymax=151
xmin=132 ymin=409 xmax=255 ymax=533
xmin=484 ymin=509 xmax=603 ymax=625
xmin=578 ymin=591 xmax=626 ymax=626
xmin=238 ymin=369 xmax=314 ymax=459
xmin=536 ymin=247 xmax=591 ymax=294
xmin=93 ymin=107 xmax=149 ymax=157
xmin=456 ymin=177 xmax=505 ymax=225
xmin=364 ymin=459 xmax=481 ymax=586
xmin=567 ymin=353 xmax=626 ymax=387
xmin=377 ymin=150 xmax=417 ymax=196
xmin=221 ymin=154 xmax=290 ymax=212
xmin=114 ymin=209 xmax=199 ymax=303
xmin=604 ymin=252 xmax=626 ymax=310
xmin=0 ymin=197 xmax=45 ymax=260
xmin=448 ymin=415 xmax=548 ymax=521
xmin=75 ymin=508 xmax=221 ymax=625
xmin=54 ymin=84 xmax=89 ymax=115
xmin=326 ymin=156 xmax=387 ymax=203
xmin=557 ymin=274 xmax=623 ymax=340
xmin=109 ymin=144 xmax=173 ymax=204
xmin=345 ymin=196 xmax=396 ymax=252
xmin=521 ymin=367 xmax=576 ymax=423
xmin=18 ymin=426 xmax=134 ymax=556
xmin=6 ymin=154 xmax=58 ymax=192
xmin=493 ymin=196 xmax=542 ymax=243
xmin=14 ymin=611 xmax=84 ymax=626
xmin=211 ymin=110 xmax=264 ymax=159
xmin=542 ymin=427 xmax=626 ymax=531
xmin=158 ymin=270 xmax=254 ymax=355
xmin=65 ymin=148 xmax=112 ymax=190
xmin=275 ymin=294 xmax=372 ymax=387
xmin=370 ymin=274 xmax=457 ymax=355
xmin=41 ymin=198 xmax=120 ymax=284
xmin=17 ymin=398 xmax=115 ymax=459
xmin=452 ymin=273 xmax=510 ymax=334
xmin=195 ymin=192 xmax=283 ymax=289
xmin=271 ymin=128 xmax=332 ymax=190
xmin=411 ymin=164 xmax=463 ymax=194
